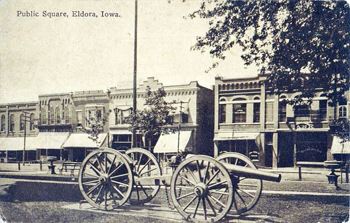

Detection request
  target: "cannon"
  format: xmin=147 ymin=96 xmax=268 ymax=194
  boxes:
xmin=78 ymin=147 xmax=281 ymax=222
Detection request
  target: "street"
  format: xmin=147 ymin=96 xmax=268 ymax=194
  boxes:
xmin=0 ymin=177 xmax=349 ymax=223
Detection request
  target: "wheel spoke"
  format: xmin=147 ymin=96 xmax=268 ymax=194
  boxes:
xmin=111 ymin=180 xmax=130 ymax=188
xmin=205 ymin=196 xmax=217 ymax=215
xmin=136 ymin=154 xmax=144 ymax=172
xmin=138 ymin=159 xmax=151 ymax=175
xmin=203 ymin=162 xmax=210 ymax=183
xmin=206 ymin=169 xmax=220 ymax=185
xmin=202 ymin=197 xmax=207 ymax=220
xmin=135 ymin=184 xmax=140 ymax=201
xmin=108 ymin=185 xmax=117 ymax=205
xmin=140 ymin=167 xmax=157 ymax=176
xmin=208 ymin=194 xmax=226 ymax=208
xmin=139 ymin=184 xmax=149 ymax=198
xmin=94 ymin=154 xmax=105 ymax=173
xmin=208 ymin=180 xmax=228 ymax=189
xmin=235 ymin=190 xmax=248 ymax=207
xmin=88 ymin=161 xmax=102 ymax=176
xmin=193 ymin=197 xmax=201 ymax=218
xmin=110 ymin=173 xmax=130 ymax=179
xmin=83 ymin=179 xmax=100 ymax=186
xmin=107 ymin=155 xmax=117 ymax=175
xmin=237 ymin=188 xmax=255 ymax=198
xmin=104 ymin=185 xmax=108 ymax=208
xmin=84 ymin=172 xmax=99 ymax=178
xmin=210 ymin=190 xmax=230 ymax=196
xmin=86 ymin=182 xmax=101 ymax=196
xmin=196 ymin=160 xmax=202 ymax=182
xmin=111 ymin=184 xmax=125 ymax=198
xmin=109 ymin=163 xmax=123 ymax=177
xmin=94 ymin=185 xmax=104 ymax=203
xmin=186 ymin=166 xmax=199 ymax=184
xmin=183 ymin=196 xmax=197 ymax=211
xmin=238 ymin=183 xmax=258 ymax=187
xmin=180 ymin=175 xmax=196 ymax=186
xmin=176 ymin=191 xmax=195 ymax=201
xmin=104 ymin=152 xmax=108 ymax=175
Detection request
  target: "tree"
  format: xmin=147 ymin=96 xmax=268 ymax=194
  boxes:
xmin=79 ymin=110 xmax=108 ymax=146
xmin=190 ymin=0 xmax=349 ymax=105
xmin=129 ymin=86 xmax=175 ymax=150
xmin=190 ymin=0 xmax=350 ymax=139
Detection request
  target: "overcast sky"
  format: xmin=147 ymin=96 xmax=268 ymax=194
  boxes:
xmin=0 ymin=0 xmax=259 ymax=104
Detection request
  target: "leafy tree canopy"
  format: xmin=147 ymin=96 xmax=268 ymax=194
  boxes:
xmin=129 ymin=86 xmax=175 ymax=139
xmin=190 ymin=0 xmax=349 ymax=105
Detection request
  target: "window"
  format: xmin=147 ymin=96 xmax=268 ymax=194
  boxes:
xmin=319 ymin=100 xmax=327 ymax=121
xmin=76 ymin=111 xmax=83 ymax=126
xmin=30 ymin=114 xmax=35 ymax=130
xmin=233 ymin=104 xmax=246 ymax=123
xmin=55 ymin=107 xmax=60 ymax=124
xmin=64 ymin=107 xmax=70 ymax=123
xmin=41 ymin=109 xmax=47 ymax=124
xmin=339 ymin=106 xmax=347 ymax=119
xmin=279 ymin=102 xmax=287 ymax=122
xmin=50 ymin=108 xmax=55 ymax=124
xmin=115 ymin=108 xmax=131 ymax=124
xmin=219 ymin=104 xmax=226 ymax=123
xmin=253 ymin=103 xmax=260 ymax=123
xmin=20 ymin=114 xmax=25 ymax=131
xmin=1 ymin=115 xmax=5 ymax=131
xmin=9 ymin=114 xmax=14 ymax=132
xmin=181 ymin=113 xmax=189 ymax=123
xmin=295 ymin=105 xmax=310 ymax=122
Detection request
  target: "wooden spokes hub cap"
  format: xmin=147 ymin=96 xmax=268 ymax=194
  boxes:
xmin=194 ymin=183 xmax=207 ymax=198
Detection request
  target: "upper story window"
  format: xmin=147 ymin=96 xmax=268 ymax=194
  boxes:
xmin=115 ymin=108 xmax=131 ymax=125
xmin=1 ymin=115 xmax=5 ymax=132
xmin=295 ymin=105 xmax=310 ymax=122
xmin=64 ymin=107 xmax=70 ymax=123
xmin=253 ymin=103 xmax=260 ymax=123
xmin=41 ymin=109 xmax=47 ymax=124
xmin=20 ymin=114 xmax=25 ymax=131
xmin=76 ymin=111 xmax=83 ymax=126
xmin=319 ymin=100 xmax=327 ymax=121
xmin=339 ymin=105 xmax=347 ymax=119
xmin=219 ymin=103 xmax=226 ymax=124
xmin=9 ymin=114 xmax=15 ymax=132
xmin=279 ymin=103 xmax=287 ymax=122
xmin=50 ymin=108 xmax=55 ymax=124
xmin=233 ymin=104 xmax=246 ymax=123
xmin=55 ymin=107 xmax=60 ymax=124
xmin=30 ymin=113 xmax=35 ymax=131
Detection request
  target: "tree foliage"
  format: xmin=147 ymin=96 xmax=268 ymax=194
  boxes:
xmin=190 ymin=0 xmax=350 ymax=105
xmin=79 ymin=110 xmax=108 ymax=145
xmin=129 ymin=86 xmax=175 ymax=139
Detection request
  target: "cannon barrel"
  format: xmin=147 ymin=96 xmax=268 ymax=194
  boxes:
xmin=222 ymin=162 xmax=281 ymax=182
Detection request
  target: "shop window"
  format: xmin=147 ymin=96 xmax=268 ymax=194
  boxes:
xmin=339 ymin=105 xmax=347 ymax=119
xmin=219 ymin=104 xmax=226 ymax=123
xmin=253 ymin=103 xmax=260 ymax=123
xmin=9 ymin=114 xmax=14 ymax=132
xmin=233 ymin=104 xmax=246 ymax=123
xmin=1 ymin=115 xmax=5 ymax=132
xmin=319 ymin=100 xmax=327 ymax=121
xmin=295 ymin=105 xmax=310 ymax=122
xmin=279 ymin=103 xmax=287 ymax=122
xmin=30 ymin=114 xmax=35 ymax=130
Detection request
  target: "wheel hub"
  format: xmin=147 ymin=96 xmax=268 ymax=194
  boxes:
xmin=194 ymin=183 xmax=207 ymax=198
xmin=99 ymin=173 xmax=110 ymax=185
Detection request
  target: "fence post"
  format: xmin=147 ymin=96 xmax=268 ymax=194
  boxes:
xmin=298 ymin=166 xmax=302 ymax=181
xmin=40 ymin=161 xmax=42 ymax=171
xmin=18 ymin=161 xmax=21 ymax=171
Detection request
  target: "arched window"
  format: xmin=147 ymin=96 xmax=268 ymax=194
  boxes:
xmin=55 ymin=107 xmax=61 ymax=124
xmin=9 ymin=114 xmax=15 ymax=132
xmin=1 ymin=115 xmax=5 ymax=132
xmin=41 ymin=109 xmax=47 ymax=124
xmin=20 ymin=114 xmax=25 ymax=131
xmin=64 ymin=107 xmax=70 ymax=123
xmin=295 ymin=105 xmax=310 ymax=122
xmin=30 ymin=113 xmax=35 ymax=130
xmin=50 ymin=107 xmax=55 ymax=124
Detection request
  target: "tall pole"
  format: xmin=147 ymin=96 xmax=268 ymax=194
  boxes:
xmin=132 ymin=0 xmax=138 ymax=148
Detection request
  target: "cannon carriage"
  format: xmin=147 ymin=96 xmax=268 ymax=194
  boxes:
xmin=78 ymin=147 xmax=281 ymax=222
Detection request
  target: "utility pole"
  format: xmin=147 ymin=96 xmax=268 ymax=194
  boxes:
xmin=132 ymin=0 xmax=138 ymax=148
xmin=22 ymin=111 xmax=31 ymax=165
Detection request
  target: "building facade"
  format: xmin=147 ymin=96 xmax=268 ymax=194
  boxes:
xmin=214 ymin=75 xmax=349 ymax=168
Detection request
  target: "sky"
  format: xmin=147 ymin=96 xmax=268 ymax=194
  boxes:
xmin=0 ymin=0 xmax=259 ymax=104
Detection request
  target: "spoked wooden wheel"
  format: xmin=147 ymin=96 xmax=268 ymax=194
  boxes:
xmin=216 ymin=152 xmax=262 ymax=215
xmin=78 ymin=148 xmax=133 ymax=210
xmin=170 ymin=155 xmax=233 ymax=222
xmin=125 ymin=148 xmax=162 ymax=205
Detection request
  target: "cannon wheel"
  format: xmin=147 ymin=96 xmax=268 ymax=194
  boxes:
xmin=78 ymin=148 xmax=133 ymax=210
xmin=170 ymin=155 xmax=233 ymax=222
xmin=125 ymin=148 xmax=162 ymax=205
xmin=216 ymin=152 xmax=262 ymax=215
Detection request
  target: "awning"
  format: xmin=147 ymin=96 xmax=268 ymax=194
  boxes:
xmin=63 ymin=133 xmax=107 ymax=148
xmin=0 ymin=137 xmax=37 ymax=151
xmin=30 ymin=132 xmax=70 ymax=149
xmin=331 ymin=136 xmax=350 ymax=154
xmin=154 ymin=131 xmax=193 ymax=153
xmin=214 ymin=132 xmax=260 ymax=141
